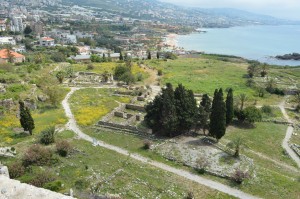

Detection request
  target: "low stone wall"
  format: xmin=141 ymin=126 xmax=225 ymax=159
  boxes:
xmin=114 ymin=111 xmax=124 ymax=118
xmin=97 ymin=121 xmax=151 ymax=135
xmin=125 ymin=104 xmax=145 ymax=112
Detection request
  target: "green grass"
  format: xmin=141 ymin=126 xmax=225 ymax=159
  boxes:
xmin=2 ymin=130 xmax=232 ymax=199
xmin=223 ymin=123 xmax=292 ymax=164
xmin=69 ymin=88 xmax=131 ymax=126
xmin=146 ymin=56 xmax=285 ymax=106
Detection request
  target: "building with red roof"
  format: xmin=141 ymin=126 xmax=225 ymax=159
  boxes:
xmin=0 ymin=49 xmax=25 ymax=64
xmin=39 ymin=37 xmax=55 ymax=47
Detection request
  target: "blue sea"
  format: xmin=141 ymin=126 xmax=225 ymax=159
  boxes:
xmin=177 ymin=25 xmax=300 ymax=66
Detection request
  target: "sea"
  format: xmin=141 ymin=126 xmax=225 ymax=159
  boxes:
xmin=177 ymin=25 xmax=300 ymax=66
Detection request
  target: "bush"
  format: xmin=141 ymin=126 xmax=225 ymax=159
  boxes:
xmin=8 ymin=162 xmax=25 ymax=179
xmin=87 ymin=63 xmax=94 ymax=70
xmin=157 ymin=69 xmax=163 ymax=76
xmin=244 ymin=106 xmax=262 ymax=124
xmin=143 ymin=139 xmax=152 ymax=150
xmin=231 ymin=168 xmax=250 ymax=184
xmin=44 ymin=180 xmax=62 ymax=191
xmin=136 ymin=72 xmax=143 ymax=81
xmin=29 ymin=170 xmax=56 ymax=187
xmin=39 ymin=126 xmax=55 ymax=145
xmin=22 ymin=144 xmax=53 ymax=167
xmin=186 ymin=191 xmax=195 ymax=199
xmin=56 ymin=140 xmax=71 ymax=157
xmin=74 ymin=179 xmax=90 ymax=190
xmin=261 ymin=105 xmax=272 ymax=115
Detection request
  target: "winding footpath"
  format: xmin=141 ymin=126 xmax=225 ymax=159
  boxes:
xmin=279 ymin=102 xmax=300 ymax=168
xmin=62 ymin=87 xmax=259 ymax=199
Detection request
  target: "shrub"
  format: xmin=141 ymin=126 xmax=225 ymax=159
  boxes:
xmin=44 ymin=180 xmax=62 ymax=191
xmin=157 ymin=69 xmax=163 ymax=76
xmin=29 ymin=170 xmax=56 ymax=187
xmin=22 ymin=144 xmax=53 ymax=167
xmin=87 ymin=64 xmax=94 ymax=70
xmin=74 ymin=179 xmax=90 ymax=190
xmin=136 ymin=72 xmax=143 ymax=81
xmin=186 ymin=191 xmax=194 ymax=199
xmin=143 ymin=139 xmax=152 ymax=150
xmin=39 ymin=126 xmax=55 ymax=145
xmin=56 ymin=140 xmax=71 ymax=157
xmin=231 ymin=168 xmax=250 ymax=184
xmin=8 ymin=162 xmax=25 ymax=179
xmin=244 ymin=106 xmax=262 ymax=124
xmin=261 ymin=105 xmax=272 ymax=115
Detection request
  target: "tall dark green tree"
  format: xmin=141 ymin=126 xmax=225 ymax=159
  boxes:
xmin=226 ymin=88 xmax=234 ymax=126
xmin=209 ymin=89 xmax=226 ymax=141
xmin=196 ymin=106 xmax=209 ymax=135
xmin=147 ymin=51 xmax=152 ymax=60
xmin=156 ymin=52 xmax=160 ymax=59
xmin=174 ymin=84 xmax=197 ymax=132
xmin=200 ymin=94 xmax=211 ymax=113
xmin=23 ymin=26 xmax=32 ymax=35
xmin=119 ymin=52 xmax=123 ymax=61
xmin=160 ymin=83 xmax=178 ymax=136
xmin=19 ymin=101 xmax=35 ymax=135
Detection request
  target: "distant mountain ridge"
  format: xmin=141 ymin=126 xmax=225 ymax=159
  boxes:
xmin=63 ymin=0 xmax=299 ymax=27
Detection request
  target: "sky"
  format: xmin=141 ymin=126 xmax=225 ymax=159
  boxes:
xmin=160 ymin=0 xmax=300 ymax=20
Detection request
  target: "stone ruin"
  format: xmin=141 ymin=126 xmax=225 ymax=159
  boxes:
xmin=69 ymin=72 xmax=114 ymax=86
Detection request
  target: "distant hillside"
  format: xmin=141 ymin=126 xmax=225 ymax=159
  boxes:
xmin=63 ymin=0 xmax=299 ymax=27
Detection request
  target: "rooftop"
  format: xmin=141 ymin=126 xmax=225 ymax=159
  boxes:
xmin=0 ymin=49 xmax=25 ymax=59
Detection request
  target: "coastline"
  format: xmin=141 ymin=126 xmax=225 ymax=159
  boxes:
xmin=164 ymin=33 xmax=178 ymax=48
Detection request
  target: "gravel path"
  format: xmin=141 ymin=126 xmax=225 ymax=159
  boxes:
xmin=279 ymin=102 xmax=300 ymax=168
xmin=62 ymin=87 xmax=260 ymax=199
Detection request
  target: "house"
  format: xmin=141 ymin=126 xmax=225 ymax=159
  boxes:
xmin=0 ymin=37 xmax=16 ymax=45
xmin=76 ymin=46 xmax=90 ymax=55
xmin=70 ymin=54 xmax=91 ymax=63
xmin=39 ymin=37 xmax=55 ymax=47
xmin=109 ymin=53 xmax=120 ymax=61
xmin=0 ymin=49 xmax=25 ymax=63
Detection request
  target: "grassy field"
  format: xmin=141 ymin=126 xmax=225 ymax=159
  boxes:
xmin=69 ymin=88 xmax=131 ymax=126
xmin=1 ymin=130 xmax=233 ymax=199
xmin=146 ymin=56 xmax=293 ymax=106
xmin=72 ymin=62 xmax=148 ymax=77
xmin=223 ymin=122 xmax=294 ymax=165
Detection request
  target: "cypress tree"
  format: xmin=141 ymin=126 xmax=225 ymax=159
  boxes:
xmin=145 ymin=94 xmax=163 ymax=133
xmin=200 ymin=94 xmax=212 ymax=113
xmin=209 ymin=89 xmax=226 ymax=141
xmin=174 ymin=84 xmax=197 ymax=132
xmin=19 ymin=101 xmax=35 ymax=135
xmin=147 ymin=51 xmax=152 ymax=60
xmin=119 ymin=52 xmax=123 ymax=61
xmin=226 ymin=88 xmax=234 ymax=126
xmin=156 ymin=52 xmax=160 ymax=59
xmin=161 ymin=83 xmax=178 ymax=136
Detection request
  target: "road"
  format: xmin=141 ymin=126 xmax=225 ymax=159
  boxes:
xmin=62 ymin=87 xmax=260 ymax=199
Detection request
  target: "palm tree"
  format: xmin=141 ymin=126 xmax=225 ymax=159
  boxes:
xmin=226 ymin=137 xmax=247 ymax=158
xmin=238 ymin=94 xmax=248 ymax=110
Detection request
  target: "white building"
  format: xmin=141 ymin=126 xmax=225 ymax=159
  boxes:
xmin=39 ymin=37 xmax=55 ymax=47
xmin=10 ymin=17 xmax=24 ymax=32
xmin=0 ymin=19 xmax=7 ymax=32
xmin=0 ymin=37 xmax=16 ymax=45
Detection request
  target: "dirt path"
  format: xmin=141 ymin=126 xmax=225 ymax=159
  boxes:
xmin=279 ymin=101 xmax=300 ymax=168
xmin=62 ymin=87 xmax=259 ymax=199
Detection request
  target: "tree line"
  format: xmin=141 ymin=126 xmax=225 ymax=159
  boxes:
xmin=145 ymin=83 xmax=234 ymax=141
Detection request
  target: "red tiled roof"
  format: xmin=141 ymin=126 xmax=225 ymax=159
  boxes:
xmin=41 ymin=37 xmax=54 ymax=41
xmin=0 ymin=49 xmax=25 ymax=59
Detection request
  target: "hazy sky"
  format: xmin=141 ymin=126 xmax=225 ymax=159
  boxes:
xmin=160 ymin=0 xmax=300 ymax=20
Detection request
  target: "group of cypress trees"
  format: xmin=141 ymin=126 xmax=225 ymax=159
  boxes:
xmin=145 ymin=84 xmax=234 ymax=141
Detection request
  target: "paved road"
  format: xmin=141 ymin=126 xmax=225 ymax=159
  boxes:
xmin=62 ymin=87 xmax=260 ymax=199
xmin=279 ymin=103 xmax=300 ymax=168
